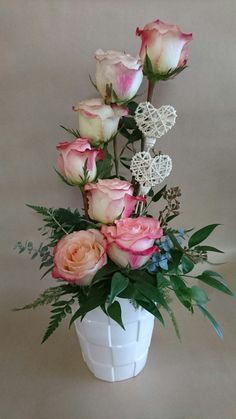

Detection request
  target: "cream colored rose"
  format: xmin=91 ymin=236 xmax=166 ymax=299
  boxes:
xmin=136 ymin=19 xmax=192 ymax=74
xmin=84 ymin=178 xmax=144 ymax=224
xmin=95 ymin=49 xmax=143 ymax=102
xmin=73 ymin=98 xmax=128 ymax=145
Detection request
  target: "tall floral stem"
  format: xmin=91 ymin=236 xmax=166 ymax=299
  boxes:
xmin=80 ymin=187 xmax=89 ymax=219
xmin=147 ymin=79 xmax=155 ymax=103
xmin=113 ymin=134 xmax=119 ymax=176
xmin=141 ymin=80 xmax=156 ymax=152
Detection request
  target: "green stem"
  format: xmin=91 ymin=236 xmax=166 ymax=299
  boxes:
xmin=141 ymin=80 xmax=156 ymax=152
xmin=48 ymin=210 xmax=69 ymax=235
xmin=113 ymin=134 xmax=119 ymax=176
xmin=80 ymin=187 xmax=89 ymax=219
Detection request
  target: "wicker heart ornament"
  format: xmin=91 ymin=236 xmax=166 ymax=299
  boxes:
xmin=130 ymin=151 xmax=172 ymax=187
xmin=135 ymin=102 xmax=177 ymax=139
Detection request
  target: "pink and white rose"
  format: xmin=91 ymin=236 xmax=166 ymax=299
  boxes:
xmin=56 ymin=138 xmax=103 ymax=185
xmin=95 ymin=49 xmax=143 ymax=102
xmin=101 ymin=217 xmax=163 ymax=269
xmin=73 ymin=98 xmax=128 ymax=145
xmin=136 ymin=19 xmax=192 ymax=74
xmin=84 ymin=178 xmax=144 ymax=224
xmin=52 ymin=229 xmax=107 ymax=286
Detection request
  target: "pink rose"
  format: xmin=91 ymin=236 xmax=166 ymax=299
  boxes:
xmin=84 ymin=178 xmax=144 ymax=224
xmin=56 ymin=138 xmax=103 ymax=185
xmin=52 ymin=229 xmax=107 ymax=286
xmin=73 ymin=98 xmax=128 ymax=145
xmin=102 ymin=217 xmax=163 ymax=269
xmin=136 ymin=19 xmax=192 ymax=74
xmin=95 ymin=49 xmax=143 ymax=102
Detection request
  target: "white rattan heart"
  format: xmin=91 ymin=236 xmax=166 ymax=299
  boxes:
xmin=130 ymin=151 xmax=172 ymax=187
xmin=135 ymin=102 xmax=177 ymax=139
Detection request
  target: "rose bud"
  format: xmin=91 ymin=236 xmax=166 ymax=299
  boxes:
xmin=52 ymin=229 xmax=107 ymax=286
xmin=101 ymin=217 xmax=163 ymax=269
xmin=95 ymin=49 xmax=143 ymax=102
xmin=73 ymin=98 xmax=128 ymax=145
xmin=56 ymin=138 xmax=103 ymax=185
xmin=84 ymin=178 xmax=145 ymax=224
xmin=136 ymin=19 xmax=192 ymax=76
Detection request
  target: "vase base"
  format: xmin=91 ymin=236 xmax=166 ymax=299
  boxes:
xmin=81 ymin=349 xmax=149 ymax=382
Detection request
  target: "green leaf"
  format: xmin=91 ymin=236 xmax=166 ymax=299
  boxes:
xmin=169 ymin=275 xmax=193 ymax=311
xmin=107 ymin=301 xmax=125 ymax=329
xmin=96 ymin=145 xmax=113 ymax=178
xmin=143 ymin=52 xmax=154 ymax=76
xmin=42 ymin=303 xmax=68 ymax=343
xmin=91 ymin=260 xmax=118 ymax=285
xmin=136 ymin=299 xmax=164 ymax=326
xmin=89 ymin=74 xmax=98 ymax=91
xmin=134 ymin=281 xmax=169 ymax=310
xmin=197 ymin=271 xmax=234 ymax=296
xmin=169 ymin=249 xmax=183 ymax=271
xmin=190 ymin=286 xmax=209 ymax=304
xmin=197 ymin=305 xmax=223 ymax=340
xmin=121 ymin=116 xmax=137 ymax=130
xmin=195 ymin=245 xmax=224 ymax=254
xmin=13 ymin=286 xmax=73 ymax=311
xmin=168 ymin=309 xmax=181 ymax=341
xmin=165 ymin=213 xmax=180 ymax=223
xmin=69 ymin=293 xmax=106 ymax=326
xmin=152 ymin=185 xmax=167 ymax=202
xmin=127 ymin=101 xmax=138 ymax=115
xmin=54 ymin=168 xmax=74 ymax=186
xmin=182 ymin=255 xmax=195 ymax=274
xmin=109 ymin=272 xmax=129 ymax=304
xmin=188 ymin=224 xmax=220 ymax=248
xmin=59 ymin=125 xmax=80 ymax=138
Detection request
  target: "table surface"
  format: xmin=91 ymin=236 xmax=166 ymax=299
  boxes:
xmin=1 ymin=253 xmax=236 ymax=419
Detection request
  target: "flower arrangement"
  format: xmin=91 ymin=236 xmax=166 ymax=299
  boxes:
xmin=15 ymin=19 xmax=234 ymax=345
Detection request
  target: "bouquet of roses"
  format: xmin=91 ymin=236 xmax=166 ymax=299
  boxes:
xmin=15 ymin=19 xmax=233 ymax=343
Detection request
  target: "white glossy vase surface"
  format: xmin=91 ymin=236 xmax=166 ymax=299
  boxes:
xmin=74 ymin=298 xmax=154 ymax=382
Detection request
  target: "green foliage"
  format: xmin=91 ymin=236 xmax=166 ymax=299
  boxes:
xmin=27 ymin=205 xmax=96 ymax=244
xmin=13 ymin=286 xmax=74 ymax=311
xmin=152 ymin=184 xmax=167 ymax=202
xmin=109 ymin=272 xmax=129 ymax=304
xmin=107 ymin=301 xmax=125 ymax=329
xmin=190 ymin=286 xmax=209 ymax=305
xmin=143 ymin=52 xmax=188 ymax=84
xmin=188 ymin=224 xmax=220 ymax=248
xmin=96 ymin=145 xmax=113 ymax=178
xmin=197 ymin=271 xmax=234 ymax=296
xmin=194 ymin=245 xmax=224 ymax=254
xmin=59 ymin=125 xmax=80 ymax=138
xmin=42 ymin=297 xmax=75 ymax=343
xmin=197 ymin=305 xmax=223 ymax=340
xmin=137 ymin=299 xmax=165 ymax=326
xmin=181 ymin=255 xmax=194 ymax=274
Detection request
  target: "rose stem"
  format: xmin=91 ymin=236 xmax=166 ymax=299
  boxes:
xmin=113 ymin=134 xmax=119 ymax=177
xmin=80 ymin=187 xmax=89 ymax=219
xmin=141 ymin=80 xmax=156 ymax=152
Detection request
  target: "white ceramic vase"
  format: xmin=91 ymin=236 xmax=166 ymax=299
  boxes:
xmin=74 ymin=298 xmax=154 ymax=382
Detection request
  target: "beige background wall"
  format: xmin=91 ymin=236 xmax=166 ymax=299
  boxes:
xmin=1 ymin=0 xmax=236 ymax=253
xmin=1 ymin=1 xmax=236 ymax=419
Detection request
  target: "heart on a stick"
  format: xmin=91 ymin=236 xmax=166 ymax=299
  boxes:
xmin=135 ymin=102 xmax=177 ymax=139
xmin=130 ymin=151 xmax=172 ymax=187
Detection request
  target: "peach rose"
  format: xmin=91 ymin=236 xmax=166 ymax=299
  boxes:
xmin=101 ymin=217 xmax=163 ymax=269
xmin=56 ymin=138 xmax=103 ymax=185
xmin=95 ymin=49 xmax=143 ymax=102
xmin=73 ymin=98 xmax=128 ymax=145
xmin=52 ymin=229 xmax=107 ymax=285
xmin=84 ymin=178 xmax=145 ymax=224
xmin=136 ymin=19 xmax=192 ymax=74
